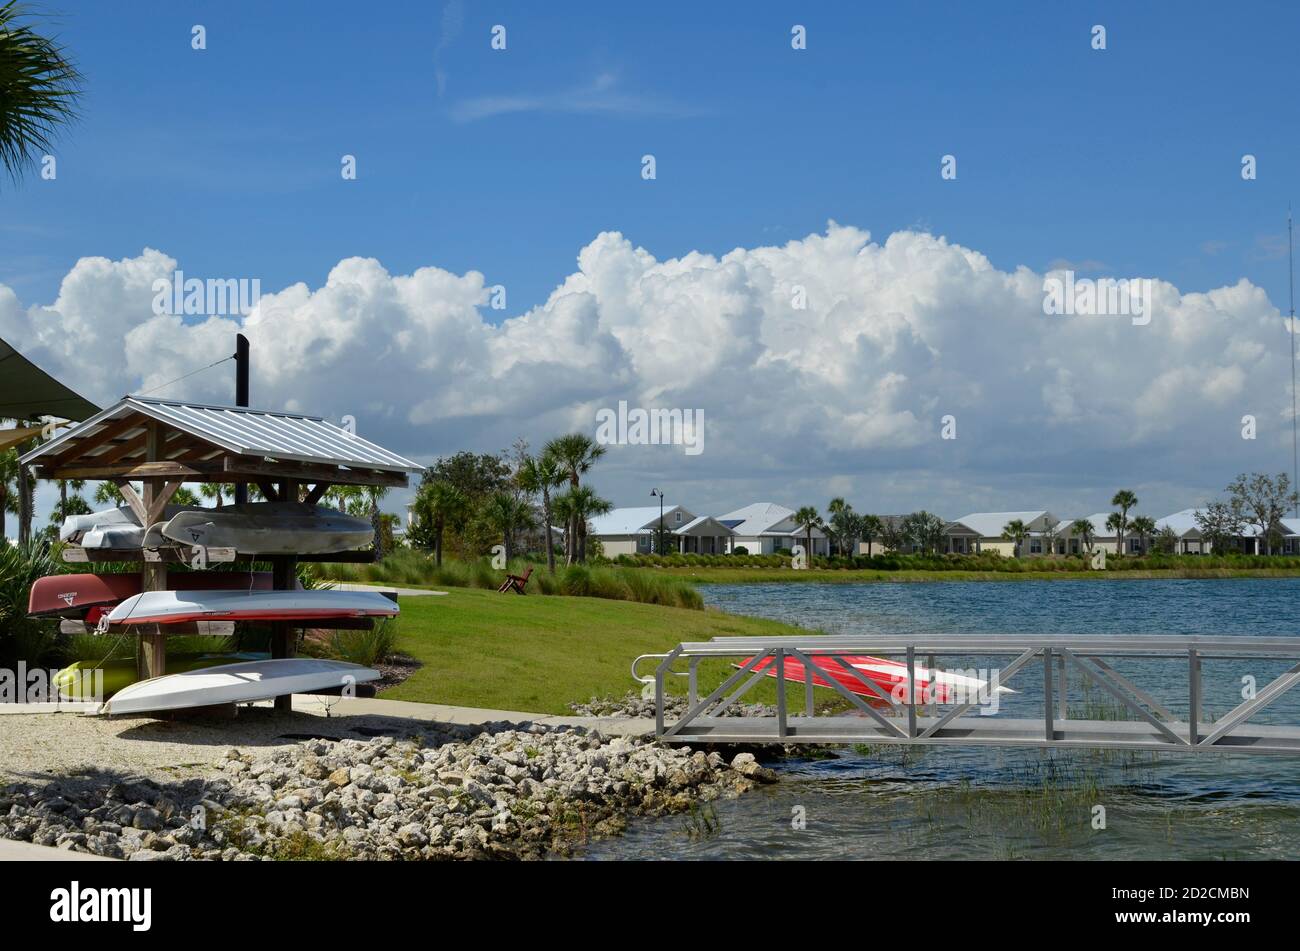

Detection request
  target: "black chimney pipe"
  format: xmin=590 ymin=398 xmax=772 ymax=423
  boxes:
xmin=234 ymin=334 xmax=249 ymax=505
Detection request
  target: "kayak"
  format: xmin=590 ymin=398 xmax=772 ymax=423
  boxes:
xmin=104 ymin=589 xmax=400 ymax=626
xmin=28 ymin=571 xmax=275 ymax=618
xmin=99 ymin=658 xmax=380 ymax=715
xmin=62 ymin=504 xmax=202 ymax=549
xmin=742 ymin=653 xmax=1011 ymax=705
xmin=54 ymin=651 xmax=270 ymax=700
xmin=160 ymin=503 xmax=373 ymax=555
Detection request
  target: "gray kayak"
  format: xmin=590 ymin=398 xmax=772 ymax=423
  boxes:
xmin=159 ymin=503 xmax=374 ymax=555
xmin=63 ymin=504 xmax=203 ymax=549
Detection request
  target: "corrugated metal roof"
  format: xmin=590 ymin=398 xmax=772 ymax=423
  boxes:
xmin=22 ymin=395 xmax=423 ymax=473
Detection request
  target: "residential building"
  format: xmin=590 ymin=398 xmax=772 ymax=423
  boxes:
xmin=587 ymin=505 xmax=734 ymax=556
xmin=943 ymin=511 xmax=1061 ymax=557
xmin=717 ymin=502 xmax=829 ymax=555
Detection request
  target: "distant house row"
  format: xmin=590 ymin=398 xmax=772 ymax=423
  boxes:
xmin=587 ymin=504 xmax=1300 ymax=557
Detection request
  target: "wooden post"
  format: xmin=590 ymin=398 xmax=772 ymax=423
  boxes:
xmin=138 ymin=422 xmax=167 ymax=680
xmin=271 ymin=478 xmax=299 ymax=712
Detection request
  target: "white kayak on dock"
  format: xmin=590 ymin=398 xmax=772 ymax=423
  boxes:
xmin=159 ymin=502 xmax=373 ymax=554
xmin=99 ymin=658 xmax=381 ymax=716
xmin=104 ymin=588 xmax=400 ymax=626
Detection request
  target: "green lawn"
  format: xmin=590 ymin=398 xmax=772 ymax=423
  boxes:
xmin=380 ymin=587 xmax=813 ymax=715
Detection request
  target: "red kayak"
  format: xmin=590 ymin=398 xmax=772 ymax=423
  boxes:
xmin=743 ymin=653 xmax=1002 ymax=706
xmin=28 ymin=572 xmax=274 ymax=619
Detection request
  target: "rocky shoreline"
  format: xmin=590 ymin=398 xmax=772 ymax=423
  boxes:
xmin=569 ymin=691 xmax=777 ymax=719
xmin=0 ymin=721 xmax=776 ymax=861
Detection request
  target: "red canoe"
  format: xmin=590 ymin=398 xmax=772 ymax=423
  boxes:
xmin=742 ymin=653 xmax=999 ymax=706
xmin=28 ymin=572 xmax=274 ymax=618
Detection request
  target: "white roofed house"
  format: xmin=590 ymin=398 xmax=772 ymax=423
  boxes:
xmin=1056 ymin=513 xmax=1123 ymax=555
xmin=1154 ymin=508 xmax=1264 ymax=555
xmin=587 ymin=505 xmax=735 ymax=556
xmin=717 ymin=502 xmax=829 ymax=556
xmin=943 ymin=511 xmax=1060 ymax=557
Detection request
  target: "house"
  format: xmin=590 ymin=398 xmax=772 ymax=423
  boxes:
xmin=587 ymin=505 xmax=734 ymax=556
xmin=1057 ymin=513 xmax=1125 ymax=555
xmin=1154 ymin=508 xmax=1264 ymax=555
xmin=942 ymin=511 xmax=1060 ymax=557
xmin=717 ymin=502 xmax=829 ymax=555
xmin=855 ymin=515 xmax=923 ymax=555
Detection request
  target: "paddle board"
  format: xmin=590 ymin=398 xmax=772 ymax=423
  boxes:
xmin=55 ymin=651 xmax=269 ymax=700
xmin=29 ymin=571 xmax=275 ymax=618
xmin=99 ymin=658 xmax=380 ymax=715
xmin=104 ymin=589 xmax=400 ymax=626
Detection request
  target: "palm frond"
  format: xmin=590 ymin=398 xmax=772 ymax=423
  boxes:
xmin=0 ymin=1 xmax=83 ymax=183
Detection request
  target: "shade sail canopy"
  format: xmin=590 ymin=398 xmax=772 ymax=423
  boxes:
xmin=0 ymin=337 xmax=100 ymax=422
xmin=21 ymin=395 xmax=424 ymax=488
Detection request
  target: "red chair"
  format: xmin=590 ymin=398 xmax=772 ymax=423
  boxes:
xmin=497 ymin=566 xmax=533 ymax=594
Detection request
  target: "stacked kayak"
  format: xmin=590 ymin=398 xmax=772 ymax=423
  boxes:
xmin=29 ymin=571 xmax=274 ymax=620
xmin=61 ymin=504 xmax=203 ymax=550
xmin=744 ymin=653 xmax=1012 ymax=706
xmin=103 ymin=589 xmax=399 ymax=626
xmin=55 ymin=651 xmax=269 ymax=700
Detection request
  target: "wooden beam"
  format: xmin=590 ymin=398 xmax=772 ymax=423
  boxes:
xmin=257 ymin=481 xmax=281 ymax=501
xmin=114 ymin=479 xmax=148 ymax=524
xmin=146 ymin=479 xmax=185 ymax=525
xmin=64 ymin=545 xmax=236 ymax=564
xmin=303 ymin=482 xmax=331 ymax=505
xmin=139 ymin=422 xmax=167 ymax=682
xmin=35 ymin=460 xmax=223 ymax=481
xmin=222 ymin=456 xmax=407 ymax=489
xmin=92 ymin=431 xmax=151 ymax=465
xmin=44 ymin=415 xmax=140 ymax=468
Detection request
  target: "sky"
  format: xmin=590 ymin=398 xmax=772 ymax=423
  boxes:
xmin=2 ymin=0 xmax=1299 ymax=532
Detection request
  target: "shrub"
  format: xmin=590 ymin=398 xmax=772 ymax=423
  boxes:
xmin=328 ymin=619 xmax=399 ymax=667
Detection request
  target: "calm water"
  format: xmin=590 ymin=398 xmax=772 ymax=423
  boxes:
xmin=583 ymin=580 xmax=1300 ymax=860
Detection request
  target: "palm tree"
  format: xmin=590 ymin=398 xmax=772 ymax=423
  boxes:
xmin=0 ymin=2 xmax=83 ymax=183
xmin=1001 ymin=519 xmax=1029 ymax=558
xmin=860 ymin=514 xmax=882 ymax=556
xmin=544 ymin=433 xmax=606 ymax=564
xmin=0 ymin=448 xmax=18 ymax=540
xmin=413 ymin=481 xmax=468 ymax=566
xmin=482 ymin=491 xmax=537 ymax=564
xmin=1105 ymin=512 xmax=1123 ymax=552
xmin=1070 ymin=518 xmax=1096 ymax=554
xmin=199 ymin=482 xmax=238 ymax=507
xmin=1111 ymin=489 xmax=1138 ymax=554
xmin=793 ymin=506 xmax=821 ymax=562
xmin=1130 ymin=515 xmax=1156 ymax=555
xmin=516 ymin=451 xmax=564 ymax=573
xmin=559 ymin=485 xmax=612 ymax=562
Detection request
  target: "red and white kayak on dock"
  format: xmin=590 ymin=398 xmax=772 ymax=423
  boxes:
xmin=103 ymin=589 xmax=400 ymax=626
xmin=742 ymin=653 xmax=1011 ymax=705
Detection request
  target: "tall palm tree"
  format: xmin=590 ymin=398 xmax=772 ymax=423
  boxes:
xmin=1130 ymin=515 xmax=1156 ymax=555
xmin=199 ymin=482 xmax=238 ymax=507
xmin=860 ymin=514 xmax=882 ymax=556
xmin=516 ymin=451 xmax=564 ymax=573
xmin=482 ymin=491 xmax=537 ymax=564
xmin=1001 ymin=519 xmax=1029 ymax=558
xmin=0 ymin=2 xmax=83 ymax=183
xmin=413 ymin=481 xmax=468 ymax=566
xmin=544 ymin=433 xmax=605 ymax=564
xmin=826 ymin=497 xmax=850 ymax=556
xmin=1111 ymin=489 xmax=1138 ymax=554
xmin=793 ymin=506 xmax=821 ymax=562
xmin=0 ymin=447 xmax=19 ymax=540
xmin=554 ymin=485 xmax=612 ymax=562
xmin=1071 ymin=518 xmax=1096 ymax=554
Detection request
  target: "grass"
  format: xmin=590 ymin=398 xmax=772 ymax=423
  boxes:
xmin=378 ymin=586 xmax=817 ymax=715
xmin=319 ymin=549 xmax=702 ymax=609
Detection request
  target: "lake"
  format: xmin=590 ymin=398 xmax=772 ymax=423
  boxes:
xmin=581 ymin=579 xmax=1300 ymax=860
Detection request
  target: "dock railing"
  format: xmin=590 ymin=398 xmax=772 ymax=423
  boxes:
xmin=631 ymin=635 xmax=1300 ymax=754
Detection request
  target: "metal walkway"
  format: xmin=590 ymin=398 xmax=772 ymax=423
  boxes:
xmin=632 ymin=635 xmax=1300 ymax=755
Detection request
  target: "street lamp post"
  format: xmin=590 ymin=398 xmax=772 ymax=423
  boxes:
xmin=650 ymin=488 xmax=664 ymax=555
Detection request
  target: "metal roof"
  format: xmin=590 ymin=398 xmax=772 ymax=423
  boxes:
xmin=22 ymin=395 xmax=423 ymax=474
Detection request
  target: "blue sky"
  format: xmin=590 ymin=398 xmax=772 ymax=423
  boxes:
xmin=5 ymin=0 xmax=1296 ymax=311
xmin=4 ymin=1 xmax=1300 ymax=527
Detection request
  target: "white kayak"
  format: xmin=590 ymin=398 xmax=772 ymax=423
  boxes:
xmin=63 ymin=504 xmax=203 ymax=549
xmin=99 ymin=658 xmax=381 ymax=716
xmin=104 ymin=589 xmax=400 ymax=626
xmin=159 ymin=502 xmax=373 ymax=555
